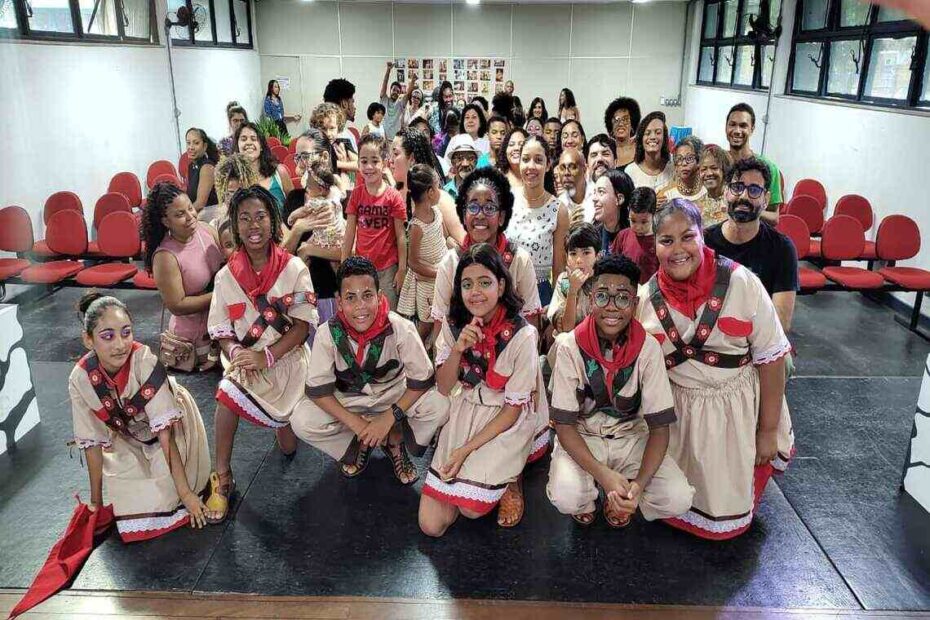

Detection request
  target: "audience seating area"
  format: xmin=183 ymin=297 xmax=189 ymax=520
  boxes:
xmin=778 ymin=179 xmax=930 ymax=338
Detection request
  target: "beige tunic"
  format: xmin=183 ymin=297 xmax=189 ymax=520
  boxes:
xmin=207 ymin=255 xmax=318 ymax=427
xmin=429 ymin=245 xmax=542 ymax=322
xmin=635 ymin=264 xmax=794 ymax=538
xmin=69 ymin=344 xmax=211 ymax=542
xmin=545 ymin=333 xmax=693 ymax=519
xmin=422 ymin=320 xmax=549 ymax=515
xmin=290 ymin=312 xmax=450 ymax=463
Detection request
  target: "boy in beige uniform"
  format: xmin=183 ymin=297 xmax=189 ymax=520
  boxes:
xmin=547 ymin=254 xmax=694 ymax=527
xmin=291 ymin=257 xmax=450 ymax=484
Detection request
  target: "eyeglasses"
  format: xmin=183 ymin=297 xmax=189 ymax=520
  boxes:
xmin=592 ymin=291 xmax=634 ymax=309
xmin=466 ymin=202 xmax=500 ymax=217
xmin=675 ymin=155 xmax=698 ymax=166
xmin=295 ymin=151 xmax=324 ymax=164
xmin=612 ymin=116 xmax=631 ymax=128
xmin=728 ymin=181 xmax=766 ymax=199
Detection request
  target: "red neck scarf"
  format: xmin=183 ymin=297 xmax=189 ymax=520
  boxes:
xmin=92 ymin=342 xmax=141 ymax=396
xmin=574 ymin=315 xmax=646 ymax=388
xmin=337 ymin=295 xmax=391 ymax=365
xmin=228 ymin=244 xmax=291 ymax=306
xmin=657 ymin=246 xmax=718 ymax=319
xmin=462 ymin=231 xmax=508 ymax=254
xmin=462 ymin=305 xmax=514 ymax=390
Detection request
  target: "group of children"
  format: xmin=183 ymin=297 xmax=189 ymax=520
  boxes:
xmin=71 ymin=140 xmax=794 ymax=543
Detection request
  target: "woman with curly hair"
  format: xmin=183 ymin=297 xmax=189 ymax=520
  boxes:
xmin=205 ymin=185 xmax=319 ymax=523
xmin=208 ymin=153 xmax=259 ymax=226
xmin=527 ymin=97 xmax=548 ymax=124
xmin=233 ymin=121 xmax=293 ymax=214
xmin=496 ymin=127 xmax=527 ymax=191
xmin=142 ymin=182 xmax=225 ymax=371
xmin=390 ymin=127 xmax=465 ymax=246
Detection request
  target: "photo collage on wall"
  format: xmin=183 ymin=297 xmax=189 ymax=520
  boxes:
xmin=394 ymin=57 xmax=507 ymax=104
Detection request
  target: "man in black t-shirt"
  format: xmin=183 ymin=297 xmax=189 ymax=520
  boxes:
xmin=704 ymin=157 xmax=799 ymax=333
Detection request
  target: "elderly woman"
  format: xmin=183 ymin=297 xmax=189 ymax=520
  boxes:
xmin=635 ymin=199 xmax=794 ymax=540
xmin=697 ymin=144 xmax=733 ymax=227
xmin=658 ymin=135 xmax=707 ymax=206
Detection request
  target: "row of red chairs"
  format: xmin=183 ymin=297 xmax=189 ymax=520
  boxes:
xmin=778 ymin=213 xmax=930 ymax=333
xmin=784 ymin=193 xmax=877 ymax=261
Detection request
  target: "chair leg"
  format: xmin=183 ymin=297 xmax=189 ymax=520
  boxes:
xmin=894 ymin=291 xmax=930 ymax=341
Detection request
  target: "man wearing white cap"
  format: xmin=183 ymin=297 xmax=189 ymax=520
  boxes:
xmin=442 ymin=134 xmax=480 ymax=199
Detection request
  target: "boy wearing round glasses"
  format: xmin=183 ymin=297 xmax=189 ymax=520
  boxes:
xmin=546 ymin=254 xmax=694 ymax=528
xmin=704 ymin=157 xmax=799 ymax=335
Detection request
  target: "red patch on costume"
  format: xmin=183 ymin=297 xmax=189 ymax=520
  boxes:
xmin=651 ymin=332 xmax=666 ymax=344
xmin=227 ymin=303 xmax=246 ymax=321
xmin=717 ymin=317 xmax=753 ymax=337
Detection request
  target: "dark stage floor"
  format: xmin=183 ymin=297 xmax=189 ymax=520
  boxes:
xmin=1 ymin=288 xmax=929 ymax=611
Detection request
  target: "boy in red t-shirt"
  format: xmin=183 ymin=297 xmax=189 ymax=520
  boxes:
xmin=342 ymin=134 xmax=408 ymax=308
xmin=610 ymin=187 xmax=658 ymax=284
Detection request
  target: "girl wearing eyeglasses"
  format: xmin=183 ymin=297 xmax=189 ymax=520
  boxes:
xmin=635 ymin=199 xmax=794 ymax=540
xmin=420 ymin=244 xmax=547 ymax=535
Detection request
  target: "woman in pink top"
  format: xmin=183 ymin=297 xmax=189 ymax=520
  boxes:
xmin=142 ymin=182 xmax=225 ymax=370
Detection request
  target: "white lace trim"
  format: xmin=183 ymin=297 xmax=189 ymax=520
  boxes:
xmin=148 ymin=408 xmax=184 ymax=433
xmin=219 ymin=379 xmax=288 ymax=429
xmin=117 ymin=508 xmax=189 ymax=535
xmin=531 ymin=427 xmax=551 ymax=455
xmin=753 ymin=338 xmax=792 ymax=366
xmin=504 ymin=391 xmax=532 ymax=406
xmin=208 ymin=321 xmax=236 ymax=339
xmin=435 ymin=345 xmax=452 ymax=367
xmin=423 ymin=471 xmax=506 ymax=505
xmin=676 ymin=507 xmax=754 ymax=534
xmin=74 ymin=437 xmax=112 ymax=449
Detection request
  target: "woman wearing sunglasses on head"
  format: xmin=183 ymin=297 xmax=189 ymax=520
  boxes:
xmin=635 ymin=199 xmax=794 ymax=541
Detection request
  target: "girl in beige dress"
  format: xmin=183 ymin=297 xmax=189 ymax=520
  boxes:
xmin=636 ymin=199 xmax=794 ymax=540
xmin=419 ymin=245 xmax=547 ymax=536
xmin=290 ymin=257 xmax=450 ymax=484
xmin=69 ymin=293 xmax=212 ymax=542
xmin=205 ymin=186 xmax=318 ymax=522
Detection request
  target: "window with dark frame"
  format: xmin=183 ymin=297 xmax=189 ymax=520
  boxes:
xmin=0 ymin=0 xmax=158 ymax=43
xmin=169 ymin=0 xmax=252 ymax=49
xmin=697 ymin=0 xmax=782 ymax=91
xmin=0 ymin=0 xmax=252 ymax=48
xmin=787 ymin=0 xmax=929 ymax=109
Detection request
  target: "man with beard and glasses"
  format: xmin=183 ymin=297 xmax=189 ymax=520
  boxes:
xmin=704 ymin=157 xmax=798 ymax=334
xmin=585 ymin=134 xmax=617 ymax=182
xmin=557 ymin=148 xmax=595 ymax=225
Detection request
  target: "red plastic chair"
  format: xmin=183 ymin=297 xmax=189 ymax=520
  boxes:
xmin=0 ymin=206 xmax=35 ymax=283
xmin=178 ymin=152 xmax=191 ymax=184
xmin=288 ymin=140 xmax=298 ymax=154
xmin=283 ymin=153 xmax=299 ymax=176
xmin=290 ymin=176 xmax=302 ymax=190
xmin=776 ymin=214 xmax=826 ymax=291
xmin=132 ymin=270 xmax=158 ymax=290
xmin=147 ymin=160 xmax=180 ymax=189
xmin=271 ymin=145 xmax=290 ymax=163
xmin=875 ymin=215 xmax=930 ymax=332
xmin=834 ymin=194 xmax=875 ymax=259
xmin=108 ymin=172 xmax=144 ymax=209
xmin=266 ymin=136 xmax=282 ymax=149
xmin=151 ymin=174 xmax=183 ymax=189
xmin=76 ymin=212 xmax=140 ymax=287
xmin=792 ymin=178 xmax=827 ymax=212
xmin=89 ymin=193 xmax=133 ymax=254
xmin=32 ymin=192 xmax=84 ymax=257
xmin=786 ymin=194 xmax=824 ymax=256
xmin=20 ymin=210 xmax=87 ymax=284
xmin=820 ymin=215 xmax=884 ymax=289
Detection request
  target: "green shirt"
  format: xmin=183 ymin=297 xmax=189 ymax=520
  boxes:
xmin=757 ymin=154 xmax=783 ymax=208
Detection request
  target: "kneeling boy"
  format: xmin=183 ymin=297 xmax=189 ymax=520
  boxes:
xmin=291 ymin=257 xmax=450 ymax=484
xmin=546 ymin=254 xmax=693 ymax=526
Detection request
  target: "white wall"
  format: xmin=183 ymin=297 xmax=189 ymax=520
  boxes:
xmin=0 ymin=0 xmax=261 ymax=239
xmin=681 ymin=0 xmax=930 ymax=316
xmin=255 ymin=0 xmax=689 ymax=135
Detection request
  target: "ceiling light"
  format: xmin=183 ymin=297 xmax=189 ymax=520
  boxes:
xmin=466 ymin=0 xmax=480 ymax=5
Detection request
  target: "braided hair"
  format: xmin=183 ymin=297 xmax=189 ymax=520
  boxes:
xmin=398 ymin=127 xmax=445 ymax=182
xmin=141 ymin=182 xmax=185 ymax=272
xmin=214 ymin=153 xmax=259 ymax=206
xmin=227 ymin=185 xmax=284 ymax=247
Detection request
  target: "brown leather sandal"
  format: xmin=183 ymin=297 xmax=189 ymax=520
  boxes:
xmin=383 ymin=442 xmax=419 ymax=485
xmin=497 ymin=480 xmax=525 ymax=528
xmin=341 ymin=444 xmax=373 ymax=478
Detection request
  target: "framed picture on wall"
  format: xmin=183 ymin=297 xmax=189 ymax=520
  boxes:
xmin=454 ymin=59 xmax=464 ymax=71
xmin=439 ymin=72 xmax=447 ymax=82
xmin=494 ymin=59 xmax=505 ymax=68
xmin=495 ymin=68 xmax=503 ymax=82
xmin=408 ymin=59 xmax=419 ymax=69
xmin=469 ymin=81 xmax=478 ymax=92
xmin=454 ymin=80 xmax=465 ymax=92
xmin=424 ymin=70 xmax=434 ymax=80
xmin=439 ymin=60 xmax=447 ymax=73
xmin=423 ymin=59 xmax=434 ymax=69
xmin=480 ymin=70 xmax=490 ymax=81
xmin=467 ymin=59 xmax=477 ymax=70
xmin=480 ymin=58 xmax=490 ymax=69
xmin=423 ymin=80 xmax=435 ymax=91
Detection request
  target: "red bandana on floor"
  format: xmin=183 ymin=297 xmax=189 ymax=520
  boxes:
xmin=574 ymin=314 xmax=646 ymax=387
xmin=462 ymin=305 xmax=515 ymax=391
xmin=7 ymin=499 xmax=114 ymax=619
xmin=657 ymin=246 xmax=719 ymax=319
xmin=337 ymin=295 xmax=391 ymax=365
xmin=228 ymin=243 xmax=291 ymax=305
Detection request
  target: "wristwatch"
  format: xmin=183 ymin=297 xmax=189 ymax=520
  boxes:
xmin=391 ymin=403 xmax=407 ymax=422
